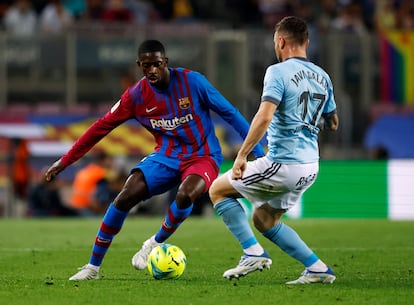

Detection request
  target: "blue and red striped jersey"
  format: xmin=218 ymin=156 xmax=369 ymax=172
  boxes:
xmin=61 ymin=68 xmax=264 ymax=167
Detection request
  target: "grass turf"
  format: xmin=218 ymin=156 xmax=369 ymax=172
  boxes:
xmin=0 ymin=217 xmax=413 ymax=305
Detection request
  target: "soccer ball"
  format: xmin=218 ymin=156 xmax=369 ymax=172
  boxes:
xmin=147 ymin=244 xmax=187 ymax=280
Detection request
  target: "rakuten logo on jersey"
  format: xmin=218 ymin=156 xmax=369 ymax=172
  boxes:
xmin=150 ymin=114 xmax=194 ymax=130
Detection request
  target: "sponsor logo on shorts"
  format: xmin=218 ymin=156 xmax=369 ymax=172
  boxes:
xmin=296 ymin=173 xmax=316 ymax=187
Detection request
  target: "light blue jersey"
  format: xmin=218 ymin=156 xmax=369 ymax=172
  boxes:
xmin=261 ymin=57 xmax=336 ymax=163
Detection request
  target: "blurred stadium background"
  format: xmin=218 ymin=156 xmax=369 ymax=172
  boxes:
xmin=0 ymin=0 xmax=413 ymax=219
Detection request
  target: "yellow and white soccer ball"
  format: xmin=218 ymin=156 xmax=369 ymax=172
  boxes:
xmin=147 ymin=244 xmax=187 ymax=280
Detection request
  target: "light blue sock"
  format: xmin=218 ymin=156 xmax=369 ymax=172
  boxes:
xmin=263 ymin=222 xmax=318 ymax=267
xmin=214 ymin=198 xmax=258 ymax=251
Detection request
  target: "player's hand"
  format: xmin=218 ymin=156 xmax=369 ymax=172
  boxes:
xmin=232 ymin=157 xmax=247 ymax=180
xmin=44 ymin=159 xmax=66 ymax=182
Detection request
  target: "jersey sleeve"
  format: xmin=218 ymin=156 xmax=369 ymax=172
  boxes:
xmin=195 ymin=73 xmax=265 ymax=158
xmin=61 ymin=91 xmax=135 ymax=166
xmin=261 ymin=65 xmax=283 ymax=105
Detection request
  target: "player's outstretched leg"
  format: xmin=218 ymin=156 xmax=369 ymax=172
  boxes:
xmin=262 ymin=222 xmax=336 ymax=284
xmin=69 ymin=204 xmax=128 ymax=280
xmin=214 ymin=198 xmax=272 ymax=279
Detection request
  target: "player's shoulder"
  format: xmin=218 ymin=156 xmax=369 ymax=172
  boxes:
xmin=308 ymin=61 xmax=332 ymax=83
xmin=317 ymin=65 xmax=331 ymax=80
xmin=284 ymin=58 xmax=332 ymax=81
xmin=267 ymin=59 xmax=293 ymax=74
xmin=301 ymin=59 xmax=330 ymax=77
xmin=173 ymin=67 xmax=203 ymax=78
xmin=128 ymin=77 xmax=145 ymax=92
xmin=172 ymin=67 xmax=209 ymax=88
xmin=124 ymin=77 xmax=147 ymax=104
xmin=264 ymin=61 xmax=292 ymax=83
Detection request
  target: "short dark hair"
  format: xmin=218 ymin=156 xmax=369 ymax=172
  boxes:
xmin=138 ymin=40 xmax=165 ymax=56
xmin=274 ymin=16 xmax=308 ymax=45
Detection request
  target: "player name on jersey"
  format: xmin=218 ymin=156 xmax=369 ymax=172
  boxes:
xmin=290 ymin=69 xmax=328 ymax=91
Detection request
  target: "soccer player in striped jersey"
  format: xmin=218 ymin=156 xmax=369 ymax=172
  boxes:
xmin=209 ymin=16 xmax=339 ymax=284
xmin=45 ymin=39 xmax=265 ymax=280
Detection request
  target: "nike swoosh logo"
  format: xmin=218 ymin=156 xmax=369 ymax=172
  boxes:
xmin=146 ymin=106 xmax=157 ymax=113
xmin=97 ymin=237 xmax=110 ymax=244
xmin=204 ymin=172 xmax=211 ymax=182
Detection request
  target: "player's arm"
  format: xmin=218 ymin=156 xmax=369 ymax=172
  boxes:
xmin=227 ymin=108 xmax=266 ymax=159
xmin=197 ymin=74 xmax=265 ymax=158
xmin=322 ymin=110 xmax=339 ymax=131
xmin=236 ymin=101 xmax=275 ymax=159
xmin=232 ymin=101 xmax=276 ymax=180
xmin=44 ymin=116 xmax=117 ymax=182
xmin=321 ymin=77 xmax=339 ymax=131
xmin=45 ymin=95 xmax=134 ymax=182
xmin=45 ymin=159 xmax=66 ymax=182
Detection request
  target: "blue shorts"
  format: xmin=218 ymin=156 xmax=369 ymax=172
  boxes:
xmin=132 ymin=153 xmax=219 ymax=199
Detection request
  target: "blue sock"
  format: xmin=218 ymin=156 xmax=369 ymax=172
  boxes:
xmin=214 ymin=198 xmax=258 ymax=251
xmin=263 ymin=222 xmax=318 ymax=267
xmin=89 ymin=204 xmax=128 ymax=267
xmin=154 ymin=200 xmax=193 ymax=243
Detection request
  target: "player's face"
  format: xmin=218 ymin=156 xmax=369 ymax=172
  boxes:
xmin=137 ymin=51 xmax=169 ymax=89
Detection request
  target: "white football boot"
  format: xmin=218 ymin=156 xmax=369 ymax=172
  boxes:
xmin=69 ymin=264 xmax=99 ymax=281
xmin=223 ymin=252 xmax=272 ymax=279
xmin=286 ymin=266 xmax=336 ymax=284
xmin=131 ymin=235 xmax=161 ymax=270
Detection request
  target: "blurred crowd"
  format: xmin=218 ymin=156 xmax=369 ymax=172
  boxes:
xmin=2 ymin=0 xmax=414 ymax=218
xmin=13 ymin=145 xmax=210 ymax=218
xmin=0 ymin=0 xmax=414 ymax=38
xmin=25 ymin=150 xmax=129 ymax=217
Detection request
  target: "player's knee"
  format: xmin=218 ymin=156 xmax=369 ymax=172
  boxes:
xmin=253 ymin=207 xmax=279 ymax=232
xmin=113 ymin=188 xmax=140 ymax=212
xmin=176 ymin=177 xmax=205 ymax=208
xmin=208 ymin=181 xmax=219 ymax=204
xmin=208 ymin=179 xmax=226 ymax=204
xmin=175 ymin=188 xmax=196 ymax=209
xmin=113 ymin=176 xmax=147 ymax=211
xmin=252 ymin=212 xmax=266 ymax=232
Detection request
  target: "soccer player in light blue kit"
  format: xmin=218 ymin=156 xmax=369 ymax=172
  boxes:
xmin=209 ymin=16 xmax=339 ymax=284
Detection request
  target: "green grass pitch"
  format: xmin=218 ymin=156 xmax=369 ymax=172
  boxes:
xmin=0 ymin=217 xmax=413 ymax=305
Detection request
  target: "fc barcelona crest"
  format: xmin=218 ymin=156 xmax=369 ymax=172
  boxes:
xmin=178 ymin=97 xmax=190 ymax=109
